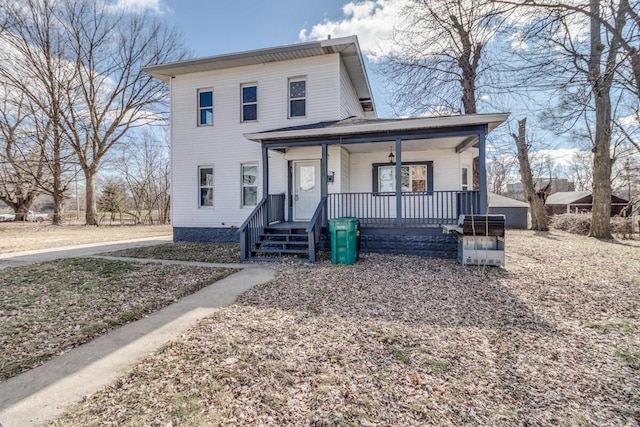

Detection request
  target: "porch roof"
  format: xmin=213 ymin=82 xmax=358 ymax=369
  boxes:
xmin=243 ymin=113 xmax=509 ymax=148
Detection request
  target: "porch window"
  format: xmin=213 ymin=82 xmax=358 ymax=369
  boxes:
xmin=373 ymin=162 xmax=433 ymax=193
xmin=241 ymin=84 xmax=257 ymax=122
xmin=198 ymin=89 xmax=213 ymax=126
xmin=199 ymin=166 xmax=214 ymax=207
xmin=461 ymin=166 xmax=469 ymax=191
xmin=241 ymin=163 xmax=258 ymax=207
xmin=288 ymin=78 xmax=306 ymax=118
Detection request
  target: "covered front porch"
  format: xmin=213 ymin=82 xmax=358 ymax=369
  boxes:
xmin=239 ymin=114 xmax=508 ymax=261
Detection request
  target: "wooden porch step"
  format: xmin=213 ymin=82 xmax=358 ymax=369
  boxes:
xmin=251 ymin=248 xmax=309 ymax=255
xmin=258 ymin=239 xmax=309 ymax=246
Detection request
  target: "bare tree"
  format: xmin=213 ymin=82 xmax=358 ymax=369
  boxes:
xmin=56 ymin=0 xmax=187 ymax=225
xmin=497 ymin=0 xmax=630 ymax=238
xmin=0 ymin=90 xmax=44 ymax=220
xmin=0 ymin=0 xmax=77 ymax=224
xmin=513 ymin=118 xmax=549 ymax=230
xmin=566 ymin=151 xmax=594 ymax=191
xmin=118 ymin=129 xmax=171 ymax=224
xmin=383 ymin=0 xmax=507 ymax=116
xmin=487 ymin=149 xmax=517 ymax=194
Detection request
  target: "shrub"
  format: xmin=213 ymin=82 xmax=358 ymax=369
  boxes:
xmin=551 ymin=213 xmax=591 ymax=235
xmin=551 ymin=213 xmax=634 ymax=236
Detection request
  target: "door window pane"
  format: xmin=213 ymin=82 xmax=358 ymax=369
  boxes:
xmin=300 ymin=166 xmax=315 ymax=191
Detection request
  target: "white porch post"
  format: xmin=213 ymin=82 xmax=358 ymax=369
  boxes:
xmin=395 ymin=138 xmax=402 ymax=226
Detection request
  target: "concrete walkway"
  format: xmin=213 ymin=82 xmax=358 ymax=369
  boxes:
xmin=0 ymin=235 xmax=173 ymax=269
xmin=0 ymin=243 xmax=275 ymax=427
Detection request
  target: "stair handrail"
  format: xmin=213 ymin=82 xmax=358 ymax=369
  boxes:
xmin=239 ymin=197 xmax=268 ymax=261
xmin=305 ymin=197 xmax=327 ymax=262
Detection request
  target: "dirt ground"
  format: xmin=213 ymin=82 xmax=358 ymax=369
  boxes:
xmin=0 ymin=222 xmax=171 ymax=254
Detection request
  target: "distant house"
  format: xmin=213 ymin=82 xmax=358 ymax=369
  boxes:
xmin=506 ymin=178 xmax=575 ymax=201
xmin=144 ymin=36 xmax=509 ymax=261
xmin=488 ymin=193 xmax=529 ymax=229
xmin=545 ymin=191 xmax=629 ymax=216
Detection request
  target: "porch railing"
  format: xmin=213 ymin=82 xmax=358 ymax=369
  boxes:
xmin=327 ymin=190 xmax=480 ymax=227
xmin=305 ymin=197 xmax=327 ymax=262
xmin=239 ymin=193 xmax=285 ymax=261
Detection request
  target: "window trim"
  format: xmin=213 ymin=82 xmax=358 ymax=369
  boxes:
xmin=371 ymin=161 xmax=434 ymax=194
xmin=197 ymin=88 xmax=213 ymax=126
xmin=288 ymin=77 xmax=306 ymax=118
xmin=198 ymin=166 xmax=214 ymax=208
xmin=241 ymin=83 xmax=258 ymax=122
xmin=241 ymin=162 xmax=259 ymax=208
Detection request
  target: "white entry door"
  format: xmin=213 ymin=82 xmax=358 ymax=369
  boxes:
xmin=293 ymin=160 xmax=321 ymax=221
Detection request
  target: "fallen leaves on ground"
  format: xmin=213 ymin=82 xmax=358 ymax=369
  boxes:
xmin=105 ymin=242 xmax=240 ymax=264
xmin=0 ymin=258 xmax=234 ymax=380
xmin=52 ymin=230 xmax=640 ymax=426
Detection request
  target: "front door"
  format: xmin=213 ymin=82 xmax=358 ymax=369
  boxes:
xmin=293 ymin=160 xmax=321 ymax=221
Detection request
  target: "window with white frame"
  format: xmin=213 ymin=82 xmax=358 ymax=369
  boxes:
xmin=461 ymin=166 xmax=469 ymax=191
xmin=288 ymin=78 xmax=306 ymax=118
xmin=373 ymin=162 xmax=433 ymax=193
xmin=241 ymin=84 xmax=257 ymax=122
xmin=198 ymin=89 xmax=213 ymax=126
xmin=199 ymin=166 xmax=214 ymax=207
xmin=241 ymin=164 xmax=258 ymax=207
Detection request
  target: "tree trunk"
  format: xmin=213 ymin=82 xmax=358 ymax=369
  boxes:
xmin=51 ymin=138 xmax=64 ymax=225
xmin=85 ymin=168 xmax=98 ymax=226
xmin=513 ymin=118 xmax=549 ymax=231
xmin=14 ymin=205 xmax=30 ymax=222
xmin=587 ymin=0 xmax=614 ymax=239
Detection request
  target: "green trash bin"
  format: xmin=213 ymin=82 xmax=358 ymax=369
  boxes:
xmin=329 ymin=217 xmax=359 ymax=265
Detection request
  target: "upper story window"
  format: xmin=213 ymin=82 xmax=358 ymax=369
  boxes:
xmin=241 ymin=84 xmax=257 ymax=122
xmin=373 ymin=162 xmax=433 ymax=193
xmin=198 ymin=89 xmax=213 ymax=126
xmin=199 ymin=166 xmax=214 ymax=207
xmin=288 ymin=78 xmax=306 ymax=118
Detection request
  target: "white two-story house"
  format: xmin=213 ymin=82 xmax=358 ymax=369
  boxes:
xmin=144 ymin=36 xmax=508 ymax=261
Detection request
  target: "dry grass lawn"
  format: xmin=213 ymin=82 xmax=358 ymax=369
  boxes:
xmin=53 ymin=230 xmax=640 ymax=426
xmin=0 ymin=258 xmax=234 ymax=381
xmin=0 ymin=222 xmax=171 ymax=254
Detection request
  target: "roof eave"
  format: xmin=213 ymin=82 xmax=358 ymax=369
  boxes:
xmin=244 ymin=113 xmax=510 ymax=142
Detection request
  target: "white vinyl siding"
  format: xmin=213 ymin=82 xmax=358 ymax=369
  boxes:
xmin=170 ymin=54 xmax=341 ymax=228
xmin=339 ymin=58 xmax=363 ymax=118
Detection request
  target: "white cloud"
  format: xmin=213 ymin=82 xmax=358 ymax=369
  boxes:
xmin=299 ymin=0 xmax=406 ymax=61
xmin=111 ymin=0 xmax=165 ymax=13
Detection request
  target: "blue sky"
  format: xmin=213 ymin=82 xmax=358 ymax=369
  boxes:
xmin=142 ymin=0 xmax=596 ymax=169
xmin=161 ymin=0 xmax=395 ymax=117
